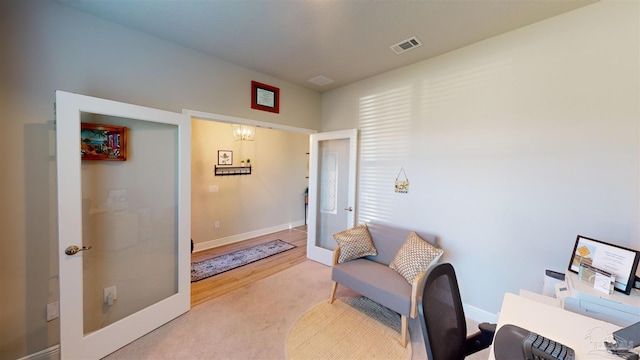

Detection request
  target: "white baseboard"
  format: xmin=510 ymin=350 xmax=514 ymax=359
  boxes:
xmin=463 ymin=303 xmax=498 ymax=324
xmin=193 ymin=220 xmax=306 ymax=252
xmin=18 ymin=345 xmax=60 ymax=360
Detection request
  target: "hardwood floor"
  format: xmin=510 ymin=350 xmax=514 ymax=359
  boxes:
xmin=190 ymin=225 xmax=308 ymax=308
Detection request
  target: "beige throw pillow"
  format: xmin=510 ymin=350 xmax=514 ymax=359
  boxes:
xmin=332 ymin=223 xmax=378 ymax=263
xmin=390 ymin=232 xmax=444 ymax=283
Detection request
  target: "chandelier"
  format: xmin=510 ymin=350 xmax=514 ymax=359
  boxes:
xmin=232 ymin=124 xmax=255 ymax=141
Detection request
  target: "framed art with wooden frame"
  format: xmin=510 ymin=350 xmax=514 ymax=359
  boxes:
xmin=251 ymin=80 xmax=280 ymax=113
xmin=81 ymin=123 xmax=127 ymax=161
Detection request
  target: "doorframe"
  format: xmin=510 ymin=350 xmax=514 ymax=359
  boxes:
xmin=181 ymin=109 xmax=317 ymax=253
xmin=182 ymin=109 xmax=317 ymax=135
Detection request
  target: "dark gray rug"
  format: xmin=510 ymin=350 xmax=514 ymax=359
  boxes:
xmin=191 ymin=239 xmax=296 ymax=282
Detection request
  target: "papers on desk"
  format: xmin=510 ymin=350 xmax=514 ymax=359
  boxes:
xmin=579 ymin=262 xmax=615 ymax=295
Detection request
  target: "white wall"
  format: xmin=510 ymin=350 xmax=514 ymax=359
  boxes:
xmin=322 ymin=0 xmax=639 ymax=316
xmin=0 ymin=1 xmax=320 ymax=358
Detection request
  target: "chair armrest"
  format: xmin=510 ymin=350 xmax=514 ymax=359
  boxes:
xmin=331 ymin=248 xmax=341 ymax=266
xmin=479 ymin=322 xmax=496 ymax=334
xmin=410 ymin=271 xmax=427 ymax=318
xmin=463 ymin=322 xmax=496 ymax=356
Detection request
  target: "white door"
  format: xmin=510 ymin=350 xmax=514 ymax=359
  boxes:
xmin=56 ymin=91 xmax=191 ymax=359
xmin=307 ymin=129 xmax=358 ymax=265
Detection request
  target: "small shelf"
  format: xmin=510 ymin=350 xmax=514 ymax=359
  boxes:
xmin=215 ymin=165 xmax=252 ymax=176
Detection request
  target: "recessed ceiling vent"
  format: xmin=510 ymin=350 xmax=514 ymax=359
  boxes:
xmin=308 ymin=75 xmax=335 ymax=86
xmin=390 ymin=36 xmax=423 ymax=55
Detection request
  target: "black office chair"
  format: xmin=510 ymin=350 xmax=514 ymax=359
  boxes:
xmin=418 ymin=263 xmax=496 ymax=360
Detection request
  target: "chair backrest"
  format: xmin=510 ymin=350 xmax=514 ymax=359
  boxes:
xmin=365 ymin=222 xmax=440 ymax=265
xmin=418 ymin=263 xmax=467 ymax=360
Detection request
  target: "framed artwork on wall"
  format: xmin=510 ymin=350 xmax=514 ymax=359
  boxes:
xmin=218 ymin=150 xmax=233 ymax=165
xmin=251 ymin=80 xmax=280 ymax=113
xmin=80 ymin=123 xmax=127 ymax=161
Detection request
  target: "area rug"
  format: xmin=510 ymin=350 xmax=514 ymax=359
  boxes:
xmin=191 ymin=239 xmax=295 ymax=282
xmin=286 ymin=297 xmax=412 ymax=360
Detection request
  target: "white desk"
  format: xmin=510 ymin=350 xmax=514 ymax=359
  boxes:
xmin=489 ymin=293 xmax=629 ymax=359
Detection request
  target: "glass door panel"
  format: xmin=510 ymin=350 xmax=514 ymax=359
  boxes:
xmin=307 ymin=129 xmax=358 ymax=265
xmin=80 ymin=113 xmax=179 ymax=334
xmin=314 ymin=138 xmax=350 ymax=251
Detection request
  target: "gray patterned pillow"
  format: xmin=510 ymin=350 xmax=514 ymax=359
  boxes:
xmin=333 ymin=223 xmax=377 ymax=263
xmin=390 ymin=232 xmax=444 ymax=283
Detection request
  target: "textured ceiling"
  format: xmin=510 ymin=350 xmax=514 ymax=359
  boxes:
xmin=58 ymin=0 xmax=598 ymax=92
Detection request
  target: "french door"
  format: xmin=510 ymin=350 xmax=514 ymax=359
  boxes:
xmin=56 ymin=91 xmax=191 ymax=359
xmin=307 ymin=129 xmax=358 ymax=265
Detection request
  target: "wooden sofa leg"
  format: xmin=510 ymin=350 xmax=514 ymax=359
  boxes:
xmin=329 ymin=282 xmax=338 ymax=304
xmin=400 ymin=315 xmax=408 ymax=348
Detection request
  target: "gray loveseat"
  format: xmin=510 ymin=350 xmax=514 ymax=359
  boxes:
xmin=329 ymin=222 xmax=441 ymax=347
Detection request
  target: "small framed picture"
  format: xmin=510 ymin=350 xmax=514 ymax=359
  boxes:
xmin=251 ymin=81 xmax=280 ymax=113
xmin=218 ymin=150 xmax=233 ymax=165
xmin=568 ymin=235 xmax=640 ymax=294
xmin=81 ymin=123 xmax=127 ymax=161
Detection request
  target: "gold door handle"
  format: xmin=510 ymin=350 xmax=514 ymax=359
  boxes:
xmin=65 ymin=245 xmax=92 ymax=256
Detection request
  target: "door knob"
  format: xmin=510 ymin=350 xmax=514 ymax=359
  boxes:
xmin=65 ymin=245 xmax=92 ymax=256
xmin=344 ymin=207 xmax=353 ymax=212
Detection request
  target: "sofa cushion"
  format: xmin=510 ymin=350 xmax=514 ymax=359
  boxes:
xmin=390 ymin=231 xmax=444 ymax=283
xmin=333 ymin=223 xmax=378 ymax=263
xmin=365 ymin=222 xmax=439 ymax=266
xmin=332 ymin=258 xmax=412 ymax=316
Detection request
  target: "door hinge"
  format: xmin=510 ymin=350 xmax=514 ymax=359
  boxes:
xmin=52 ymin=102 xmax=57 ymax=130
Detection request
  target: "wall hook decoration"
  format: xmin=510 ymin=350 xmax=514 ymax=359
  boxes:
xmin=395 ymin=167 xmax=409 ymax=194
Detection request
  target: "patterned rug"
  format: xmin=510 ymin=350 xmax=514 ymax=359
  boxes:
xmin=191 ymin=239 xmax=295 ymax=282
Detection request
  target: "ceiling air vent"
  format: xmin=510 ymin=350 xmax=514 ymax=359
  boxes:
xmin=308 ymin=75 xmax=335 ymax=86
xmin=390 ymin=36 xmax=423 ymax=55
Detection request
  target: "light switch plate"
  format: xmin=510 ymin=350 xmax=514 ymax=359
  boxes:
xmin=46 ymin=301 xmax=59 ymax=321
xmin=104 ymin=286 xmax=117 ymax=305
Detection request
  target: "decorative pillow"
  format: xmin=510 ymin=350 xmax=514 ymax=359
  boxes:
xmin=390 ymin=232 xmax=444 ymax=283
xmin=332 ymin=223 xmax=378 ymax=263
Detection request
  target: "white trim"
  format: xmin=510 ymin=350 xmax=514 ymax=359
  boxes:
xmin=182 ymin=109 xmax=317 ymax=135
xmin=193 ymin=220 xmax=306 ymax=253
xmin=463 ymin=303 xmax=498 ymax=324
xmin=17 ymin=345 xmax=60 ymax=360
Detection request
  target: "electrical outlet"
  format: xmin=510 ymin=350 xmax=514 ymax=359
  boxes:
xmin=46 ymin=301 xmax=59 ymax=321
xmin=214 ymin=221 xmax=220 ymax=229
xmin=104 ymin=286 xmax=117 ymax=305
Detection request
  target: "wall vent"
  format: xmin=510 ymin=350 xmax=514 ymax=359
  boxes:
xmin=390 ymin=36 xmax=423 ymax=55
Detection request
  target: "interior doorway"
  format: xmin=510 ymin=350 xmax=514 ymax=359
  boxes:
xmin=184 ymin=109 xmax=315 ymax=254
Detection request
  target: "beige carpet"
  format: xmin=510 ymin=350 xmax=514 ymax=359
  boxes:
xmin=102 ymin=260 xmax=488 ymax=360
xmin=286 ymin=297 xmax=411 ymax=359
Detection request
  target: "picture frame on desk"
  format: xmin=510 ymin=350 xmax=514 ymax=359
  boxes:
xmin=568 ymin=235 xmax=640 ymax=295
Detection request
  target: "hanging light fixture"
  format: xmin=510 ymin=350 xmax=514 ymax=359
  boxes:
xmin=232 ymin=124 xmax=255 ymax=141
